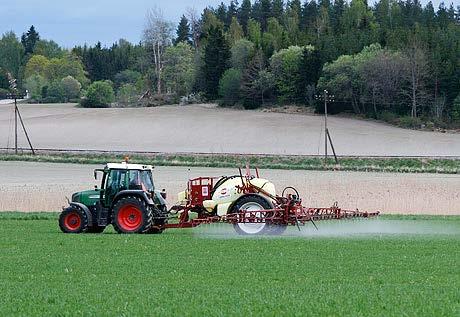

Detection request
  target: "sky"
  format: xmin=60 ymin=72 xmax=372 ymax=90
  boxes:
xmin=0 ymin=0 xmax=454 ymax=48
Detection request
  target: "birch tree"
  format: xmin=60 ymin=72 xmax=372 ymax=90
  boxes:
xmin=143 ymin=7 xmax=174 ymax=95
xmin=403 ymin=42 xmax=429 ymax=118
xmin=185 ymin=7 xmax=200 ymax=48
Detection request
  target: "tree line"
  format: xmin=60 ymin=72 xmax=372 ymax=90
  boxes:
xmin=0 ymin=1 xmax=459 ymax=126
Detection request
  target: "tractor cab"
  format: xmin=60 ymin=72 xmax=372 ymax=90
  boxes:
xmin=95 ymin=163 xmax=157 ymax=207
xmin=59 ymin=162 xmax=168 ymax=234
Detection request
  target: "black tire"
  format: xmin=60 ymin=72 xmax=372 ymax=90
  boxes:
xmin=230 ymin=195 xmax=274 ymax=235
xmin=87 ymin=225 xmax=106 ymax=233
xmin=112 ymin=196 xmax=153 ymax=234
xmin=260 ymin=209 xmax=287 ymax=236
xmin=146 ymin=206 xmax=167 ymax=234
xmin=59 ymin=206 xmax=89 ymax=234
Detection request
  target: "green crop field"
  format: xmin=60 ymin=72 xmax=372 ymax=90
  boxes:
xmin=0 ymin=214 xmax=459 ymax=316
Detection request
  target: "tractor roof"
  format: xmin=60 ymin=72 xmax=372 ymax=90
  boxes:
xmin=106 ymin=162 xmax=153 ymax=171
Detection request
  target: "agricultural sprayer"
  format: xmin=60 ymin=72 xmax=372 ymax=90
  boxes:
xmin=59 ymin=162 xmax=379 ymax=235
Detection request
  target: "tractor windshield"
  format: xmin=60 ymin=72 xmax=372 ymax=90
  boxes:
xmin=128 ymin=170 xmax=154 ymax=192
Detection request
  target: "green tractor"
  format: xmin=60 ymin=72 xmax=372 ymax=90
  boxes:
xmin=59 ymin=162 xmax=168 ymax=234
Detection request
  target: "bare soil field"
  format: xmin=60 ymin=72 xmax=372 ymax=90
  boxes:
xmin=1 ymin=161 xmax=458 ymax=215
xmin=0 ymin=103 xmax=459 ymax=156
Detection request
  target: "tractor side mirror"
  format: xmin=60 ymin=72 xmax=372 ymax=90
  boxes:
xmin=94 ymin=169 xmax=104 ymax=180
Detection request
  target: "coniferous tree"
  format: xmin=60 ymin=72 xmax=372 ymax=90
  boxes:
xmin=318 ymin=0 xmax=332 ymax=11
xmin=201 ymin=8 xmax=223 ymax=37
xmin=72 ymin=40 xmax=144 ymax=83
xmin=286 ymin=0 xmax=302 ymax=40
xmin=437 ymin=2 xmax=449 ymax=28
xmin=374 ymin=0 xmax=392 ymax=38
xmin=421 ymin=2 xmax=436 ymax=27
xmin=203 ymin=25 xmax=230 ymax=98
xmin=318 ymin=0 xmax=333 ymax=32
xmin=302 ymin=0 xmax=319 ymax=32
xmin=271 ymin=0 xmax=284 ymax=20
xmin=216 ymin=3 xmax=228 ymax=27
xmin=297 ymin=47 xmax=322 ymax=104
xmin=259 ymin=0 xmax=272 ymax=31
xmin=288 ymin=0 xmax=302 ymax=15
xmin=175 ymin=15 xmax=192 ymax=45
xmin=21 ymin=25 xmax=40 ymax=55
xmin=3 ymin=0 xmax=460 ymax=121
xmin=227 ymin=1 xmax=239 ymax=27
xmin=238 ymin=0 xmax=253 ymax=34
xmin=251 ymin=1 xmax=262 ymax=26
xmin=331 ymin=0 xmax=345 ymax=32
xmin=446 ymin=4 xmax=456 ymax=22
xmin=0 ymin=68 xmax=9 ymax=90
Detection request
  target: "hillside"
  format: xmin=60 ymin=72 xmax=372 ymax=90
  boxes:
xmin=0 ymin=103 xmax=459 ymax=156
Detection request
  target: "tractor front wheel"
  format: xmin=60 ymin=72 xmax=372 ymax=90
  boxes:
xmin=59 ymin=206 xmax=89 ymax=234
xmin=112 ymin=196 xmax=153 ymax=234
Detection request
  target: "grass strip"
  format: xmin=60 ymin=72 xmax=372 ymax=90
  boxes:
xmin=0 ymin=212 xmax=59 ymax=220
xmin=0 ymin=152 xmax=459 ymax=174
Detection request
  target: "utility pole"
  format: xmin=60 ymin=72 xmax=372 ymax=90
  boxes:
xmin=14 ymin=98 xmax=17 ymax=154
xmin=7 ymin=73 xmax=35 ymax=155
xmin=315 ymin=90 xmax=338 ymax=164
xmin=324 ymin=90 xmax=328 ymax=161
xmin=16 ymin=101 xmax=35 ymax=155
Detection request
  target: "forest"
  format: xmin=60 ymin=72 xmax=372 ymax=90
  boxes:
xmin=0 ymin=0 xmax=459 ymax=128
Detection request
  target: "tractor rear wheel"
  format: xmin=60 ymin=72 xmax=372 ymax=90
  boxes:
xmin=146 ymin=206 xmax=166 ymax=234
xmin=59 ymin=206 xmax=89 ymax=234
xmin=112 ymin=196 xmax=153 ymax=234
xmin=230 ymin=195 xmax=273 ymax=235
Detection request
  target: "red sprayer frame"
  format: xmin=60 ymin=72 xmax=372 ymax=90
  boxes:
xmin=164 ymin=169 xmax=379 ymax=230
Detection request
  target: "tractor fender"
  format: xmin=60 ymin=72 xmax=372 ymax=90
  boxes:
xmin=69 ymin=202 xmax=94 ymax=226
xmin=112 ymin=190 xmax=155 ymax=207
xmin=154 ymin=190 xmax=167 ymax=207
xmin=228 ymin=193 xmax=274 ymax=214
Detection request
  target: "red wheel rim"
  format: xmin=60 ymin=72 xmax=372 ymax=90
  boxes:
xmin=117 ymin=205 xmax=143 ymax=231
xmin=64 ymin=212 xmax=81 ymax=231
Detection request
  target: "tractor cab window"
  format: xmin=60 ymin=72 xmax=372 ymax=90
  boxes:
xmin=128 ymin=170 xmax=154 ymax=192
xmin=106 ymin=169 xmax=128 ymax=191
